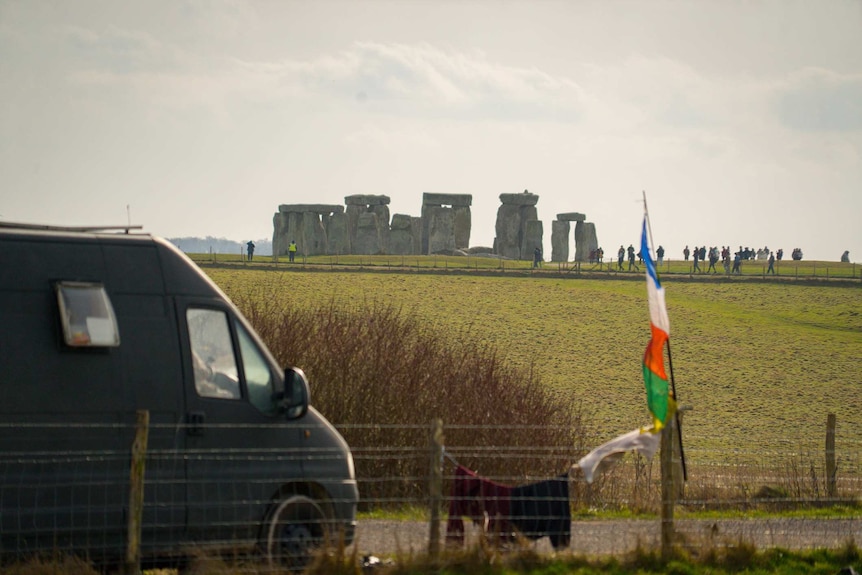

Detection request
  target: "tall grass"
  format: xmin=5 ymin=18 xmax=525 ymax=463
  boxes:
xmin=233 ymin=287 xmax=592 ymax=505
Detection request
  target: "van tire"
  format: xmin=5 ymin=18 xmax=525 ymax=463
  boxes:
xmin=265 ymin=495 xmax=328 ymax=571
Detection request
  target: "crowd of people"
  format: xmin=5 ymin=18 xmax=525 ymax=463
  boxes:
xmin=680 ymin=245 xmax=785 ymax=275
xmin=584 ymin=244 xmax=839 ymax=268
xmin=683 ymin=245 xmax=784 ymax=263
xmin=550 ymin=243 xmax=854 ymax=270
xmin=582 ymin=243 xmax=816 ymax=275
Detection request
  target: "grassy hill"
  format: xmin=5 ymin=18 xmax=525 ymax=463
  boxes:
xmin=202 ymin=264 xmax=862 ymax=468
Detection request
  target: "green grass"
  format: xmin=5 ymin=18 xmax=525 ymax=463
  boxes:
xmin=198 ymin=540 xmax=862 ymax=575
xmin=12 ymin=543 xmax=862 ymax=575
xmin=205 ymin=265 xmax=862 ymax=461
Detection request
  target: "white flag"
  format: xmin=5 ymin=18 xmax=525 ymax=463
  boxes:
xmin=576 ymin=427 xmax=661 ymax=484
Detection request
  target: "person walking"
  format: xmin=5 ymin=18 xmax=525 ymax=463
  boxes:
xmin=767 ymin=251 xmax=776 ymax=275
xmin=618 ymin=245 xmax=625 ymax=270
xmin=246 ymin=240 xmax=255 ymax=261
xmin=533 ymin=246 xmax=542 ymax=269
xmin=692 ymin=246 xmax=701 ymax=273
xmin=707 ymin=247 xmax=718 ymax=273
xmin=732 ymin=252 xmax=742 ymax=274
xmin=288 ymin=240 xmax=297 ymax=263
xmin=627 ymin=244 xmax=639 ymax=271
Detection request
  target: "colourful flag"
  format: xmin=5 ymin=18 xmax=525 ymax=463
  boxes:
xmin=641 ymin=218 xmax=673 ymax=430
xmin=576 ymin=427 xmax=661 ymax=484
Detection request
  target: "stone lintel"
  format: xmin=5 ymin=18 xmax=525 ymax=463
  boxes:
xmin=557 ymin=212 xmax=586 ymax=222
xmin=344 ymin=194 xmax=391 ymax=206
xmin=422 ymin=193 xmax=472 ymax=207
xmin=499 ymin=192 xmax=539 ymax=206
xmin=279 ymin=204 xmax=345 ymax=214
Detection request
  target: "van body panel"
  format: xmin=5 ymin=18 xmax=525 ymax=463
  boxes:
xmin=0 ymin=225 xmax=357 ymax=564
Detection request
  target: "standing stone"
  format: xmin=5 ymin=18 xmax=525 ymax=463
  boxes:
xmin=389 ymin=214 xmax=414 ymax=255
xmin=494 ymin=191 xmax=540 ymax=260
xmin=354 ymin=212 xmax=383 ymax=255
xmin=345 ymin=204 xmax=364 ymax=251
xmin=551 ymin=220 xmax=570 ymax=262
xmin=426 ymin=207 xmax=456 ymax=254
xmin=574 ymin=221 xmax=598 ymax=263
xmin=523 ymin=220 xmax=543 ymax=262
xmin=410 ymin=216 xmax=422 ymax=255
xmin=494 ymin=204 xmax=523 ymax=259
xmin=272 ymin=211 xmax=289 ymax=257
xmin=370 ymin=204 xmax=391 ymax=254
xmin=326 ymin=212 xmax=350 ymax=255
xmin=453 ymin=206 xmax=471 ymax=250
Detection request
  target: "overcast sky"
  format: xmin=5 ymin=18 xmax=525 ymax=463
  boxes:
xmin=2 ymin=0 xmax=860 ymax=261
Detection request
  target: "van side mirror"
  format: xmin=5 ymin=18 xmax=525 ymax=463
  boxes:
xmin=280 ymin=366 xmax=310 ymax=420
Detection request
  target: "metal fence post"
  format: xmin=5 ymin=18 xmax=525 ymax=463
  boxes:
xmin=826 ymin=413 xmax=837 ymax=499
xmin=428 ymin=418 xmax=444 ymax=558
xmin=125 ymin=409 xmax=149 ymax=575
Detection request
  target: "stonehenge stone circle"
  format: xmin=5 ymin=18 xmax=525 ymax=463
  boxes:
xmin=272 ymin=190 xmax=598 ymax=262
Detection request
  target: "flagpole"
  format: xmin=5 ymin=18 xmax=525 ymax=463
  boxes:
xmin=642 ymin=191 xmax=657 ymax=260
xmin=666 ymin=340 xmax=687 ymax=481
xmin=642 ymin=191 xmax=687 ymax=482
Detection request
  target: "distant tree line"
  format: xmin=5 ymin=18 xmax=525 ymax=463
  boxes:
xmin=168 ymin=236 xmax=272 ymax=256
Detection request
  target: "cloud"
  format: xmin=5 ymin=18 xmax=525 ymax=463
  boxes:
xmin=773 ymin=68 xmax=862 ymax=132
xmin=65 ymin=25 xmax=177 ymax=75
xmin=234 ymin=42 xmax=587 ymax=122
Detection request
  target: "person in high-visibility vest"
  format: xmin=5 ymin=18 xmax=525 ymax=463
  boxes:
xmin=288 ymin=240 xmax=297 ymax=262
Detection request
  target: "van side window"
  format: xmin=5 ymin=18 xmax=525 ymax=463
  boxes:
xmin=187 ymin=308 xmax=241 ymax=400
xmin=55 ymin=282 xmax=120 ymax=347
xmin=237 ymin=323 xmax=276 ymax=414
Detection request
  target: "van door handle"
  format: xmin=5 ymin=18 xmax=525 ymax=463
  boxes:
xmin=187 ymin=411 xmax=205 ymax=436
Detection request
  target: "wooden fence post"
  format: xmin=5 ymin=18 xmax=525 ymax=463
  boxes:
xmin=826 ymin=413 xmax=837 ymax=499
xmin=428 ymin=418 xmax=444 ymax=558
xmin=125 ymin=410 xmax=149 ymax=575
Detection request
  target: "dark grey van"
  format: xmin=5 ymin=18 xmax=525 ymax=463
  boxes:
xmin=0 ymin=223 xmax=357 ymax=569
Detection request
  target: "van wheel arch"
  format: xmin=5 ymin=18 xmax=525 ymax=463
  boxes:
xmin=260 ymin=485 xmax=335 ymax=570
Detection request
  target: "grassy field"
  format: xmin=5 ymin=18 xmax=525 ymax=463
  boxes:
xmin=203 ymin=263 xmax=862 ymax=467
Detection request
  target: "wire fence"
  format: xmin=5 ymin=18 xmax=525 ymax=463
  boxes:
xmin=1 ymin=419 xmax=860 ymax=571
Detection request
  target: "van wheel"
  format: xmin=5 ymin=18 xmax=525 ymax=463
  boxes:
xmin=265 ymin=495 xmax=327 ymax=571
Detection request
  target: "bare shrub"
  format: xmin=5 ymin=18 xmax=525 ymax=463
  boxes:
xmin=232 ymin=290 xmax=593 ymax=506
